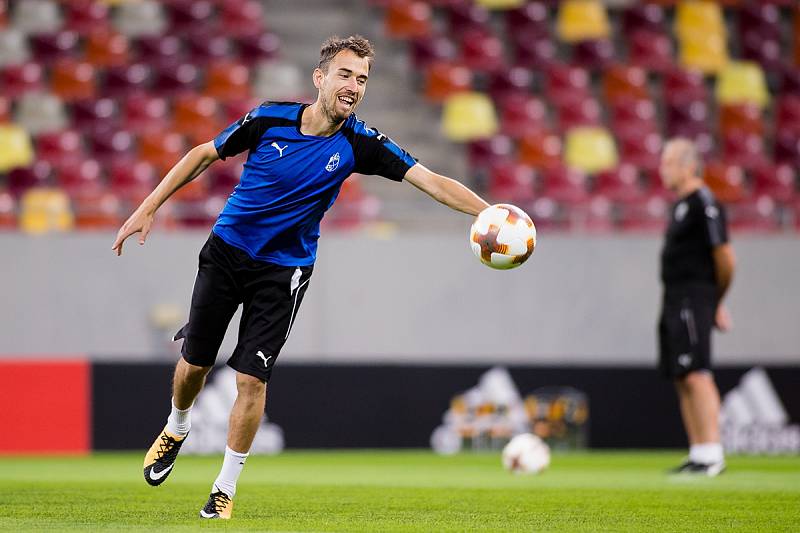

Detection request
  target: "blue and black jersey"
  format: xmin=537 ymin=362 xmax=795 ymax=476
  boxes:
xmin=211 ymin=101 xmax=417 ymax=266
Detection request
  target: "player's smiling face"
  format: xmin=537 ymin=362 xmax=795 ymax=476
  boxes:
xmin=314 ymin=49 xmax=369 ymax=123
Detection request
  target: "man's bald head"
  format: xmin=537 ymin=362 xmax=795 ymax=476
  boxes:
xmin=660 ymin=137 xmax=702 ymax=192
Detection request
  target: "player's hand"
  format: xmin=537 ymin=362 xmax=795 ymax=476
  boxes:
xmin=715 ymin=304 xmax=732 ymax=332
xmin=112 ymin=209 xmax=155 ymax=256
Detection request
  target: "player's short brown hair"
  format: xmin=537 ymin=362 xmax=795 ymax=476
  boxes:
xmin=318 ymin=35 xmax=375 ymax=72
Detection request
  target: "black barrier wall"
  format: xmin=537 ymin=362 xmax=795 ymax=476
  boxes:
xmin=92 ymin=363 xmax=800 ymax=450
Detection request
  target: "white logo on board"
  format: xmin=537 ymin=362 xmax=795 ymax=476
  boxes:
xmin=325 ymin=152 xmax=340 ymax=172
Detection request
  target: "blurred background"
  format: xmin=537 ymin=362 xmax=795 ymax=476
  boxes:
xmin=0 ymin=0 xmax=798 ymax=455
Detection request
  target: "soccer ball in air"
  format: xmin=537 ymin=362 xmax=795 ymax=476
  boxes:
xmin=501 ymin=433 xmax=550 ymax=474
xmin=470 ymin=204 xmax=536 ymax=270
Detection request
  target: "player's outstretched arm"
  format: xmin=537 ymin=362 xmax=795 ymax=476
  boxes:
xmin=112 ymin=141 xmax=220 ymax=256
xmin=404 ymin=163 xmax=489 ymax=216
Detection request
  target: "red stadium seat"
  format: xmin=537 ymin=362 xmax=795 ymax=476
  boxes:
xmin=409 ymin=35 xmax=457 ymax=69
xmin=73 ymin=188 xmax=122 ymax=229
xmin=545 ymin=64 xmax=591 ymax=108
xmin=609 ymin=98 xmax=659 ymax=138
xmin=446 ymin=3 xmax=491 ymax=36
xmin=752 ymin=163 xmax=797 ymax=204
xmin=628 ymin=30 xmax=674 ymax=73
xmin=65 ymin=0 xmax=110 ymax=33
xmin=90 ymin=129 xmax=136 ymax=165
xmin=602 ymin=65 xmax=650 ymax=106
xmin=205 ymin=61 xmax=250 ymax=101
xmin=618 ymin=130 xmax=662 ymax=174
xmin=569 ymin=194 xmax=615 ymax=233
xmin=220 ymin=0 xmax=266 ymax=37
xmin=187 ymin=32 xmax=234 ymax=64
xmin=51 ymin=59 xmax=97 ymax=102
xmin=0 ymin=62 xmax=45 ymax=98
xmin=235 ymin=33 xmax=280 ymax=63
xmin=775 ymin=129 xmax=800 ymax=168
xmin=56 ymin=158 xmax=104 ymax=197
xmin=487 ymin=66 xmax=533 ymax=103
xmin=423 ymin=62 xmax=473 ymax=103
xmin=618 ymin=192 xmax=668 ymax=232
xmin=780 ymin=68 xmax=800 ymax=95
xmin=719 ymin=103 xmax=764 ymax=136
xmin=173 ymin=94 xmax=223 ymax=144
xmin=540 ymin=165 xmax=589 ymax=206
xmin=572 ymin=39 xmax=615 ymax=70
xmin=704 ymin=161 xmax=748 ymax=204
xmin=71 ymin=98 xmax=118 ymax=133
xmin=529 ymin=196 xmax=567 ymax=231
xmin=594 ymin=164 xmax=645 ymax=205
xmin=665 ymin=99 xmax=710 ymax=137
xmin=663 ymin=68 xmax=708 ymax=105
xmin=104 ymin=63 xmax=151 ymax=98
xmin=167 ymin=0 xmax=215 ymax=33
xmin=727 ymin=195 xmax=780 ymax=232
xmin=152 ymin=63 xmax=200 ymax=96
xmin=488 ymin=161 xmax=537 ymax=204
xmin=458 ymin=29 xmax=505 ymax=73
xmin=738 ymin=4 xmax=781 ymax=40
xmin=518 ymin=130 xmax=562 ymax=169
xmin=30 ymin=31 xmax=80 ymax=64
xmin=499 ymin=93 xmax=549 ymax=139
xmin=385 ymin=1 xmax=433 ymax=40
xmin=740 ymin=30 xmax=783 ymax=74
xmin=510 ymin=32 xmax=557 ymax=69
xmin=85 ymin=30 xmax=130 ymax=67
xmin=124 ymin=94 xmax=170 ymax=134
xmin=467 ymin=135 xmax=514 ymax=171
xmin=109 ymin=160 xmax=158 ymax=203
xmin=776 ymin=95 xmax=800 ymax=134
xmin=35 ymin=129 xmax=84 ymax=169
xmin=622 ymin=4 xmax=666 ymax=35
xmin=721 ymin=131 xmax=768 ymax=171
xmin=558 ymin=98 xmax=601 ymax=130
xmin=139 ymin=131 xmax=186 ymax=175
xmin=7 ymin=161 xmax=53 ymax=197
xmin=136 ymin=36 xmax=184 ymax=68
xmin=505 ymin=3 xmax=550 ymax=37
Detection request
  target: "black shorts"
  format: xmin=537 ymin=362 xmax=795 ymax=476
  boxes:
xmin=658 ymin=284 xmax=718 ymax=379
xmin=173 ymin=232 xmax=313 ymax=382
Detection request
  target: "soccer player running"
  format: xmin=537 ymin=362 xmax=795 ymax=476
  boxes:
xmin=111 ymin=36 xmax=489 ymax=519
xmin=658 ymin=138 xmax=735 ymax=476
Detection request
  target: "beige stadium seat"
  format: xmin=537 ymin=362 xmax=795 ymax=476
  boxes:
xmin=252 ymin=61 xmax=304 ymax=101
xmin=564 ymin=127 xmax=618 ymax=174
xmin=0 ymin=29 xmax=31 ymax=67
xmin=441 ymin=92 xmax=498 ymax=142
xmin=557 ymin=0 xmax=611 ymax=43
xmin=0 ymin=124 xmax=34 ymax=172
xmin=12 ymin=0 xmax=62 ymax=35
xmin=19 ymin=188 xmax=75 ymax=234
xmin=716 ymin=61 xmax=770 ymax=108
xmin=113 ymin=0 xmax=167 ymax=37
xmin=13 ymin=92 xmax=68 ymax=134
xmin=476 ymin=0 xmax=525 ymax=9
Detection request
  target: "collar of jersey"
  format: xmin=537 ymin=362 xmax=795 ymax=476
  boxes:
xmin=295 ymin=103 xmax=348 ymax=139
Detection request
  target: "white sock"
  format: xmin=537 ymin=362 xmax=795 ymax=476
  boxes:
xmin=165 ymin=398 xmax=192 ymax=437
xmin=212 ymin=446 xmax=249 ymax=498
xmin=689 ymin=442 xmax=724 ymax=464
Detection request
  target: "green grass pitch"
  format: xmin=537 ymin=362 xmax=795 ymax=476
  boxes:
xmin=1 ymin=451 xmax=798 ymax=532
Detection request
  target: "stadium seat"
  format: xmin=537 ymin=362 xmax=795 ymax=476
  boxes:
xmin=252 ymin=60 xmax=305 ymax=102
xmin=104 ymin=63 xmax=152 ymax=97
xmin=618 ymin=130 xmax=662 ymax=174
xmin=446 ymin=4 xmax=491 ymax=35
xmin=564 ymin=127 xmax=618 ymax=174
xmin=19 ymin=187 xmax=74 ymax=234
xmin=727 ymin=195 xmax=779 ymax=232
xmin=558 ymin=98 xmax=601 ymax=130
xmin=510 ymin=32 xmax=556 ymax=69
xmin=124 ymin=94 xmax=170 ymax=134
xmin=622 ymin=4 xmax=666 ymax=36
xmin=678 ymin=33 xmax=728 ymax=74
xmin=628 ymin=30 xmax=674 ymax=73
xmin=12 ymin=0 xmax=62 ymax=35
xmin=609 ymin=98 xmax=658 ymax=138
xmin=89 ymin=129 xmax=136 ymax=165
xmin=594 ymin=164 xmax=644 ymax=205
xmin=458 ymin=29 xmax=505 ymax=72
xmin=602 ymin=65 xmax=649 ymax=106
xmin=35 ymin=129 xmax=84 ymax=169
xmin=71 ymin=98 xmax=118 ymax=133
xmin=166 ymin=0 xmax=215 ymax=33
xmin=0 ymin=188 xmax=17 ymax=229
xmin=545 ymin=64 xmax=591 ymax=108
xmin=556 ymin=0 xmax=610 ymax=43
xmin=716 ymin=62 xmax=770 ymax=108
xmin=72 ymin=188 xmax=122 ymax=229
xmin=488 ymin=161 xmax=536 ymax=204
xmin=441 ymin=92 xmax=498 ymax=142
xmin=205 ymin=61 xmax=251 ymax=101
xmin=674 ymin=1 xmax=725 ymax=41
xmin=219 ymin=0 xmax=266 ymax=37
xmin=187 ymin=32 xmax=234 ymax=65
xmin=775 ymin=129 xmax=800 ymax=168
xmin=409 ymin=35 xmax=457 ymax=69
xmin=721 ymin=131 xmax=768 ymax=171
xmin=0 ymin=62 xmax=45 ymax=98
xmin=467 ymin=135 xmax=514 ymax=171
xmin=152 ymin=63 xmax=200 ymax=96
xmin=136 ymin=35 xmax=184 ymax=68
xmin=0 ymin=29 xmax=30 ymax=67
xmin=173 ymin=95 xmax=223 ymax=144
xmin=13 ymin=92 xmax=68 ymax=134
xmin=385 ymin=1 xmax=433 ymax=40
xmin=618 ymin=192 xmax=668 ymax=232
xmin=56 ymin=157 xmax=104 ymax=197
xmin=740 ymin=30 xmax=783 ymax=74
xmin=663 ymin=68 xmax=708 ymax=105
xmin=487 ymin=66 xmax=532 ymax=102
xmin=518 ymin=130 xmax=562 ymax=169
xmin=6 ymin=161 xmax=52 ymax=196
xmin=109 ymin=160 xmax=157 ymax=203
xmin=505 ymin=3 xmax=550 ymax=36
xmin=529 ymin=196 xmax=567 ymax=231
xmin=540 ymin=165 xmax=589 ymax=206
xmin=139 ymin=130 xmax=185 ymax=174
xmin=65 ymin=1 xmax=110 ymax=34
xmin=113 ymin=0 xmax=167 ymax=37
xmin=498 ymin=93 xmax=549 ymax=138
xmin=665 ymin=99 xmax=710 ymax=137
xmin=476 ymin=0 xmax=524 ymax=9
xmin=51 ymin=59 xmax=97 ymax=102
xmin=423 ymin=62 xmax=473 ymax=103
xmin=0 ymin=124 xmax=34 ymax=172
xmin=752 ymin=163 xmax=797 ymax=204
xmin=738 ymin=4 xmax=781 ymax=40
xmin=704 ymin=161 xmax=748 ymax=204
xmin=29 ymin=31 xmax=79 ymax=64
xmin=568 ymin=194 xmax=614 ymax=233
xmin=572 ymin=39 xmax=615 ymax=70
xmin=776 ymin=95 xmax=800 ymax=134
xmin=236 ymin=33 xmax=280 ymax=63
xmin=719 ymin=104 xmax=764 ymax=136
xmin=780 ymin=68 xmax=800 ymax=96
xmin=85 ymin=30 xmax=131 ymax=67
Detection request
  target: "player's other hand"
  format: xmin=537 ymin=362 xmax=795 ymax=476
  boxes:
xmin=715 ymin=304 xmax=732 ymax=332
xmin=112 ymin=209 xmax=155 ymax=256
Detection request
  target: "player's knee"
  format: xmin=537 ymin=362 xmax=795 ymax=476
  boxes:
xmin=682 ymin=370 xmax=712 ymax=389
xmin=236 ymin=372 xmax=266 ymax=400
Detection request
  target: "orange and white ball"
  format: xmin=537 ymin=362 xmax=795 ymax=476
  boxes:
xmin=470 ymin=204 xmax=536 ymax=270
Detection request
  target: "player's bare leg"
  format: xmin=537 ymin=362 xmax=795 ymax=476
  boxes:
xmin=143 ymin=358 xmax=211 ymax=486
xmin=675 ymin=379 xmax=700 ymax=445
xmin=200 ymin=372 xmax=266 ymax=519
xmin=673 ymin=371 xmax=725 ymax=475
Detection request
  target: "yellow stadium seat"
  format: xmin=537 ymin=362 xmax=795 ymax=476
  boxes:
xmin=441 ymin=92 xmax=498 ymax=142
xmin=564 ymin=127 xmax=618 ymax=174
xmin=557 ymin=0 xmax=610 ymax=43
xmin=476 ymin=0 xmax=525 ymax=10
xmin=0 ymin=124 xmax=34 ymax=172
xmin=716 ymin=61 xmax=770 ymax=108
xmin=675 ymin=1 xmax=726 ymax=40
xmin=679 ymin=34 xmax=728 ymax=74
xmin=19 ymin=187 xmax=74 ymax=234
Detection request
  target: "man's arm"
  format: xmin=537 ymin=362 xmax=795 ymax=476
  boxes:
xmin=112 ymin=141 xmax=220 ymax=256
xmin=404 ymin=163 xmax=490 ymax=216
xmin=712 ymin=243 xmax=735 ymax=330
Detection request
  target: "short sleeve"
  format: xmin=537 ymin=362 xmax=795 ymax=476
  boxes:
xmin=704 ymin=201 xmax=729 ymax=247
xmin=213 ymin=108 xmax=269 ymax=160
xmin=351 ymin=127 xmax=417 ymax=182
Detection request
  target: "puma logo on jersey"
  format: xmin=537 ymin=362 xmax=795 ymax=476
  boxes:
xmin=326 ymin=152 xmax=340 ymax=172
xmin=271 ymin=142 xmax=288 ymax=157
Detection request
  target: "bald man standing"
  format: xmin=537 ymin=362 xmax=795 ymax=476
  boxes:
xmin=658 ymin=138 xmax=735 ymax=476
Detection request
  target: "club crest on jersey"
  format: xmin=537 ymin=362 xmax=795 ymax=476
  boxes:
xmin=325 ymin=152 xmax=340 ymax=172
